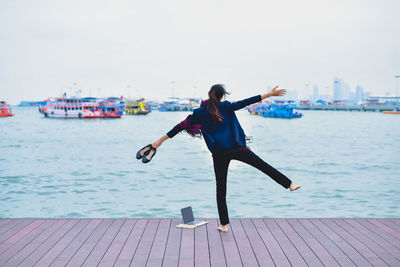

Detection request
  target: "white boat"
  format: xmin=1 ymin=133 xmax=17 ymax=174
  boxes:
xmin=39 ymin=97 xmax=123 ymax=118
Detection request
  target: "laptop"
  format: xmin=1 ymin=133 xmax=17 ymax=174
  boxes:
xmin=180 ymin=206 xmax=207 ymax=226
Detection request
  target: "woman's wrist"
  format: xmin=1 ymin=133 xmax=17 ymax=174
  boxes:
xmin=261 ymin=93 xmax=271 ymax=100
xmin=160 ymin=134 xmax=169 ymax=142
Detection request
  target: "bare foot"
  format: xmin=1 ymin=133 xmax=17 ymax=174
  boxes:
xmin=289 ymin=183 xmax=301 ymax=191
xmin=217 ymin=225 xmax=228 ymax=232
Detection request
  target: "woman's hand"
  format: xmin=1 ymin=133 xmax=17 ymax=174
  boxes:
xmin=269 ymin=85 xmax=286 ymax=96
xmin=152 ymin=138 xmax=163 ymax=149
xmin=261 ymin=85 xmax=287 ymax=100
xmin=151 ymin=134 xmax=169 ymax=149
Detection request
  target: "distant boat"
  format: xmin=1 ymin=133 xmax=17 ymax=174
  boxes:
xmin=0 ymin=101 xmax=14 ymax=117
xmin=125 ymin=99 xmax=151 ymax=115
xmin=248 ymin=100 xmax=303 ymax=118
xmin=18 ymin=101 xmax=47 ymax=107
xmin=158 ymin=100 xmax=180 ymax=111
xmin=158 ymin=97 xmax=202 ymax=111
xmin=39 ymin=97 xmax=124 ymax=118
xmin=158 ymin=97 xmax=183 ymax=111
xmin=147 ymin=101 xmax=159 ymax=110
xmin=383 ymin=110 xmax=400 ymax=114
xmin=187 ymin=98 xmax=202 ymax=109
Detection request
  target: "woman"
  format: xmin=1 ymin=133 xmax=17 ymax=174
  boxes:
xmin=152 ymin=84 xmax=301 ymax=232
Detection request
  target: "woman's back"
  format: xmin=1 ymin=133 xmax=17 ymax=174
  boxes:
xmin=193 ymin=101 xmax=236 ymax=150
xmin=190 ymin=95 xmax=262 ymax=153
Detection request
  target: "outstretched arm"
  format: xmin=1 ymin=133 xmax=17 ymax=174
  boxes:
xmin=151 ymin=110 xmax=200 ymax=149
xmin=151 ymin=121 xmax=184 ymax=149
xmin=230 ymin=85 xmax=287 ymax=111
xmin=230 ymin=95 xmax=262 ymax=111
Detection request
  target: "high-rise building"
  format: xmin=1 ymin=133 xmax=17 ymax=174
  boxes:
xmin=333 ymin=77 xmax=350 ymax=100
xmin=312 ymin=85 xmax=318 ymax=101
xmin=356 ymin=85 xmax=364 ymax=103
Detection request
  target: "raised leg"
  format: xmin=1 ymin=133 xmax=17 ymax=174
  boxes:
xmin=232 ymin=147 xmax=292 ymax=189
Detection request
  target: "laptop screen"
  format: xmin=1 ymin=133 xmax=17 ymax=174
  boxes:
xmin=181 ymin=206 xmax=195 ymax=224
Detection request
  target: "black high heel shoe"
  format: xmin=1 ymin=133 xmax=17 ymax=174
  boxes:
xmin=142 ymin=146 xmax=157 ymax=163
xmin=136 ymin=144 xmax=152 ymax=159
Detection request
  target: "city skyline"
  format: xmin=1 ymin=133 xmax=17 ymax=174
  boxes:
xmin=11 ymin=76 xmax=380 ymax=104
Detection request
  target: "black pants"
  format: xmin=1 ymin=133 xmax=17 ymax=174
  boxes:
xmin=212 ymin=145 xmax=292 ymax=225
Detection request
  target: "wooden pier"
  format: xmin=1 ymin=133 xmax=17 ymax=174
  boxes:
xmin=298 ymin=104 xmax=400 ymax=112
xmin=0 ymin=218 xmax=399 ymax=266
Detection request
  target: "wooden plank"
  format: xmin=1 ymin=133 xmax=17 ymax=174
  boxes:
xmin=252 ymin=218 xmax=290 ymax=267
xmin=50 ymin=219 xmax=102 ymax=267
xmin=0 ymin=220 xmax=25 ymax=236
xmin=388 ymin=219 xmax=400 ymax=226
xmin=309 ymin=219 xmax=371 ymax=266
xmin=0 ymin=220 xmax=56 ymax=265
xmin=97 ymin=219 xmax=137 ymax=267
xmin=65 ymin=219 xmax=114 ymax=267
xmin=219 ymin=219 xmax=242 ymax=267
xmin=378 ymin=219 xmax=400 ymax=233
xmin=205 ymin=218 xmax=226 ymax=267
xmin=355 ymin=219 xmax=400 ymax=250
xmin=286 ymin=219 xmax=339 ymax=266
xmin=321 ymin=219 xmax=387 ymax=266
xmin=0 ymin=219 xmax=44 ymax=255
xmin=162 ymin=218 xmax=182 ymax=267
xmin=81 ymin=219 xmax=125 ymax=266
xmin=240 ymin=218 xmax=274 ymax=267
xmin=275 ymin=218 xmax=323 ymax=266
xmin=114 ymin=219 xmax=148 ymax=267
xmin=263 ymin=218 xmax=307 ymax=267
xmin=3 ymin=219 xmax=68 ymax=267
xmin=194 ymin=218 xmax=210 ymax=267
xmin=130 ymin=218 xmax=160 ymax=266
xmin=367 ymin=219 xmax=400 ymax=240
xmin=34 ymin=219 xmax=90 ymax=266
xmin=179 ymin=223 xmax=195 ymax=267
xmin=298 ymin=219 xmax=355 ymax=267
xmin=229 ymin=218 xmax=258 ymax=267
xmin=0 ymin=220 xmax=11 ymax=229
xmin=345 ymin=219 xmax=400 ymax=261
xmin=334 ymin=219 xmax=400 ymax=266
xmin=18 ymin=219 xmax=78 ymax=267
xmin=0 ymin=220 xmax=34 ymax=244
xmin=146 ymin=219 xmax=171 ymax=267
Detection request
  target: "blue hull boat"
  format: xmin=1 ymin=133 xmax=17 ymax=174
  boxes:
xmin=248 ymin=101 xmax=303 ymax=119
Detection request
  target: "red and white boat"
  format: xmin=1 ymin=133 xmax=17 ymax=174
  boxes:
xmin=39 ymin=97 xmax=124 ymax=118
xmin=0 ymin=101 xmax=14 ymax=117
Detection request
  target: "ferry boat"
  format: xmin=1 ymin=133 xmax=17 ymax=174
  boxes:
xmin=99 ymin=97 xmax=125 ymax=118
xmin=125 ymin=99 xmax=151 ymax=115
xmin=248 ymin=100 xmax=302 ymax=118
xmin=0 ymin=101 xmax=14 ymax=117
xmin=39 ymin=97 xmax=124 ymax=118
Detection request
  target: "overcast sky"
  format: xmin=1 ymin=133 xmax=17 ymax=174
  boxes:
xmin=0 ymin=0 xmax=399 ymax=104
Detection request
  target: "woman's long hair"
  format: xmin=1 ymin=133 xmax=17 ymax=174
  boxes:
xmin=207 ymin=84 xmax=228 ymax=124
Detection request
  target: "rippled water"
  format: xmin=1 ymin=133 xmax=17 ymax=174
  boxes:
xmin=1 ymin=107 xmax=399 ymax=218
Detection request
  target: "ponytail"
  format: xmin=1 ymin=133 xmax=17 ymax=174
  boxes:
xmin=207 ymin=84 xmax=228 ymax=124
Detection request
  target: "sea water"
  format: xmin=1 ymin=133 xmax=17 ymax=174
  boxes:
xmin=0 ymin=107 xmax=399 ymax=218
